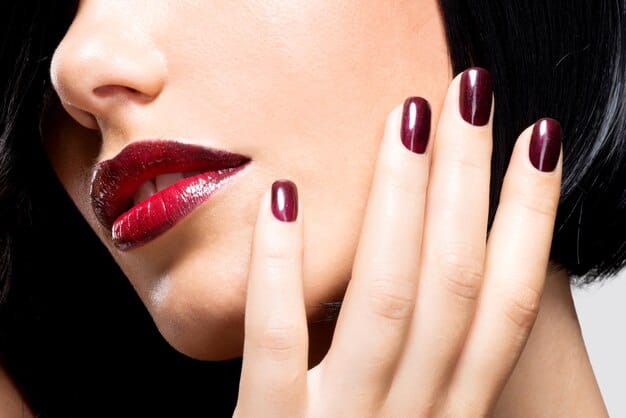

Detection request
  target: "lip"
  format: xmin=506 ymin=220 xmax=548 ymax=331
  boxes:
xmin=90 ymin=140 xmax=251 ymax=250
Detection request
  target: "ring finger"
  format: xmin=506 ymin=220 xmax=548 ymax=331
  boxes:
xmin=444 ymin=119 xmax=562 ymax=416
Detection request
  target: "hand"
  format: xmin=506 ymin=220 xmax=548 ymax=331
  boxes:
xmin=234 ymin=67 xmax=563 ymax=418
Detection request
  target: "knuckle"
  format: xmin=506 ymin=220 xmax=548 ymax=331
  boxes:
xmin=518 ymin=193 xmax=558 ymax=219
xmin=263 ymin=370 xmax=305 ymax=404
xmin=446 ymin=149 xmax=487 ymax=172
xmin=379 ymin=157 xmax=429 ymax=194
xmin=367 ymin=276 xmax=417 ymax=321
xmin=503 ymin=282 xmax=542 ymax=332
xmin=383 ymin=402 xmax=436 ymax=418
xmin=262 ymin=250 xmax=297 ymax=274
xmin=509 ymin=182 xmax=559 ymax=220
xmin=389 ymin=172 xmax=430 ymax=198
xmin=437 ymin=248 xmax=484 ymax=303
xmin=255 ymin=323 xmax=305 ymax=361
xmin=442 ymin=403 xmax=488 ymax=418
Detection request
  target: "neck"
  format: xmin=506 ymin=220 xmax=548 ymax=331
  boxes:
xmin=493 ymin=262 xmax=608 ymax=416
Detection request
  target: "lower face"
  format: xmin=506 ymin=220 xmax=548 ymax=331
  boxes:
xmin=43 ymin=0 xmax=451 ymax=360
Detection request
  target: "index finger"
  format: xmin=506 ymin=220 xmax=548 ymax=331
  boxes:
xmin=236 ymin=181 xmax=308 ymax=418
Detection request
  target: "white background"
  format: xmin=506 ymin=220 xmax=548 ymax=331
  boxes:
xmin=572 ymin=269 xmax=626 ymax=417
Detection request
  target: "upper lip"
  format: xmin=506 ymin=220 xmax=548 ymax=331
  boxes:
xmin=90 ymin=140 xmax=251 ymax=230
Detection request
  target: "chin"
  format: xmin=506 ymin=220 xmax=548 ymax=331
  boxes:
xmin=145 ymin=259 xmax=249 ymax=361
xmin=84 ymin=168 xmax=352 ymax=360
xmin=99 ymin=177 xmax=260 ymax=360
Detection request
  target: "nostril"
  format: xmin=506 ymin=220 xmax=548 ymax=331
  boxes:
xmin=92 ymin=85 xmax=153 ymax=102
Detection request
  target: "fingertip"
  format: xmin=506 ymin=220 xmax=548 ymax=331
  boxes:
xmin=389 ymin=101 xmax=405 ymax=127
xmin=441 ymin=67 xmax=494 ymax=130
xmin=514 ymin=119 xmax=563 ymax=178
xmin=382 ymin=102 xmax=405 ymax=149
xmin=262 ymin=186 xmax=272 ymax=213
xmin=271 ymin=179 xmax=299 ymax=223
xmin=254 ymin=187 xmax=273 ymax=230
xmin=399 ymin=96 xmax=432 ymax=155
xmin=529 ymin=118 xmax=563 ymax=174
xmin=497 ymin=120 xmax=563 ymax=225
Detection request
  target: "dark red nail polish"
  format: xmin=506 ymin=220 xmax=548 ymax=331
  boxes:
xmin=459 ymin=67 xmax=493 ymax=126
xmin=401 ymin=97 xmax=431 ymax=154
xmin=529 ymin=118 xmax=562 ymax=172
xmin=271 ymin=180 xmax=298 ymax=222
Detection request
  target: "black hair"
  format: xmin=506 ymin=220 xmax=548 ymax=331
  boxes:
xmin=439 ymin=0 xmax=626 ymax=285
xmin=1 ymin=0 xmax=625 ymax=415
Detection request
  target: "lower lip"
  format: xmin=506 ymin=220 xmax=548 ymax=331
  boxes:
xmin=111 ymin=163 xmax=249 ymax=250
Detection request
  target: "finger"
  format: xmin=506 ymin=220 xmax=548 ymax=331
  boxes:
xmin=444 ymin=119 xmax=563 ymax=416
xmin=235 ymin=181 xmax=308 ymax=418
xmin=385 ymin=67 xmax=494 ymax=413
xmin=319 ymin=97 xmax=432 ymax=412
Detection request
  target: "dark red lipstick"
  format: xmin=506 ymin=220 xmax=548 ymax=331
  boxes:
xmin=90 ymin=140 xmax=251 ymax=250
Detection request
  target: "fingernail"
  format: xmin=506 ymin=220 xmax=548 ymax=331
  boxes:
xmin=529 ymin=118 xmax=562 ymax=172
xmin=401 ymin=97 xmax=431 ymax=154
xmin=271 ymin=180 xmax=298 ymax=222
xmin=459 ymin=67 xmax=493 ymax=126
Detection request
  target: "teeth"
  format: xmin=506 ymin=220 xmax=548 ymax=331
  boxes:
xmin=155 ymin=172 xmax=184 ymax=192
xmin=133 ymin=179 xmax=157 ymax=206
xmin=131 ymin=171 xmax=202 ymax=206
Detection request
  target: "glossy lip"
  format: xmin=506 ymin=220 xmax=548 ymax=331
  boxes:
xmin=90 ymin=140 xmax=251 ymax=250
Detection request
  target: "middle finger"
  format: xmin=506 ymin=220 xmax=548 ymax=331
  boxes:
xmin=386 ymin=67 xmax=494 ymax=413
xmin=318 ymin=96 xmax=432 ymax=414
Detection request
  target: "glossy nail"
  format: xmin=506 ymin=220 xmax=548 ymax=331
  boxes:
xmin=401 ymin=97 xmax=431 ymax=154
xmin=459 ymin=67 xmax=493 ymax=126
xmin=271 ymin=180 xmax=298 ymax=222
xmin=529 ymin=118 xmax=562 ymax=172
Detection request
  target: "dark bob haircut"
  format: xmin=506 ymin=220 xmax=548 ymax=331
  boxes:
xmin=1 ymin=0 xmax=625 ymax=415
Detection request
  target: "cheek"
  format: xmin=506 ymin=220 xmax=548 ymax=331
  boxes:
xmin=41 ymin=0 xmax=449 ymax=359
xmin=157 ymin=0 xmax=441 ymax=157
xmin=43 ymin=105 xmax=102 ymax=224
xmin=150 ymin=0 xmax=436 ymax=297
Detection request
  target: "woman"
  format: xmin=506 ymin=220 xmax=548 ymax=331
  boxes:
xmin=1 ymin=0 xmax=624 ymax=416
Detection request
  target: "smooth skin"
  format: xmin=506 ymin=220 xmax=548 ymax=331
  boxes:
xmin=2 ymin=0 xmax=608 ymax=415
xmin=235 ymin=73 xmax=607 ymax=417
xmin=46 ymin=0 xmax=453 ymax=360
xmin=1 ymin=75 xmax=608 ymax=418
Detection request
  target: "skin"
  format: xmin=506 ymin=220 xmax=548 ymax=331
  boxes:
xmin=2 ymin=0 xmax=603 ymax=415
xmin=0 ymin=360 xmax=33 ymax=418
xmin=47 ymin=0 xmax=450 ymax=360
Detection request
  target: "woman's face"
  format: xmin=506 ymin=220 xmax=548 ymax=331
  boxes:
xmin=45 ymin=0 xmax=451 ymax=359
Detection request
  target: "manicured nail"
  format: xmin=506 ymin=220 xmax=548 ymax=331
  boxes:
xmin=401 ymin=96 xmax=431 ymax=154
xmin=271 ymin=180 xmax=298 ymax=222
xmin=529 ymin=118 xmax=562 ymax=172
xmin=459 ymin=67 xmax=493 ymax=126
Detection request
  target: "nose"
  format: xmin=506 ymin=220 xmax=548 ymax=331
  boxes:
xmin=50 ymin=8 xmax=167 ymax=130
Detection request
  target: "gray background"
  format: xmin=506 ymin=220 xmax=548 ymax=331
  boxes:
xmin=572 ymin=269 xmax=626 ymax=417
